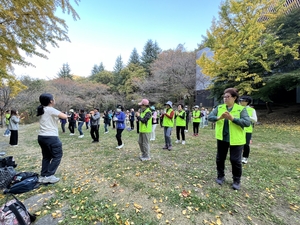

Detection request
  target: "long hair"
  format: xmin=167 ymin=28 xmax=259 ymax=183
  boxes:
xmin=37 ymin=93 xmax=54 ymax=116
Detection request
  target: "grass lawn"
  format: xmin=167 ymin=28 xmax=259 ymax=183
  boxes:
xmin=1 ymin=122 xmax=299 ymax=225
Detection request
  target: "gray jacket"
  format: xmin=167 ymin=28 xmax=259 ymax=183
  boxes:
xmin=90 ymin=112 xmax=100 ymax=126
xmin=8 ymin=115 xmax=20 ymax=130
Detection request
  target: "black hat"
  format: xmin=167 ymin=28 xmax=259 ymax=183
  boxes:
xmin=239 ymin=96 xmax=252 ymax=105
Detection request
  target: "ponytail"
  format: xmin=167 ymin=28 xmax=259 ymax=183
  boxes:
xmin=37 ymin=105 xmax=44 ymax=116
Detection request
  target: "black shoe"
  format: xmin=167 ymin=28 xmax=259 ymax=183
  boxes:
xmin=92 ymin=140 xmax=99 ymax=143
xmin=232 ymin=181 xmax=240 ymax=190
xmin=216 ymin=177 xmax=225 ymax=185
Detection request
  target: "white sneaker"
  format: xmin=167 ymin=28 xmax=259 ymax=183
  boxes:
xmin=175 ymin=140 xmax=180 ymax=144
xmin=78 ymin=135 xmax=84 ymax=138
xmin=185 ymin=130 xmax=188 ymax=133
xmin=38 ymin=176 xmax=44 ymax=183
xmin=242 ymin=157 xmax=248 ymax=164
xmin=70 ymin=133 xmax=75 ymax=136
xmin=105 ymin=131 xmax=109 ymax=134
xmin=42 ymin=175 xmax=60 ymax=184
xmin=116 ymin=144 xmax=124 ymax=149
xmin=182 ymin=141 xmax=186 ymax=145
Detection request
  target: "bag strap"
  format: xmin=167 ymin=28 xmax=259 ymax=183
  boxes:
xmin=8 ymin=203 xmax=27 ymax=225
xmin=12 ymin=194 xmax=37 ymax=222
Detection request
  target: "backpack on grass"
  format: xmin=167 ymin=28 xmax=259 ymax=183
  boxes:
xmin=0 ymin=194 xmax=36 ymax=225
xmin=0 ymin=167 xmax=16 ymax=189
xmin=4 ymin=173 xmax=39 ymax=195
xmin=0 ymin=157 xmax=17 ymax=168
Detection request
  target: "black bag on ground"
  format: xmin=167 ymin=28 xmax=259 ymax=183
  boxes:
xmin=0 ymin=167 xmax=16 ymax=189
xmin=0 ymin=156 xmax=17 ymax=168
xmin=4 ymin=173 xmax=39 ymax=194
xmin=0 ymin=194 xmax=36 ymax=225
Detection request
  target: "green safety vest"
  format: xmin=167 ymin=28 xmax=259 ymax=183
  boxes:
xmin=139 ymin=108 xmax=152 ymax=133
xmin=192 ymin=110 xmax=201 ymax=123
xmin=215 ymin=103 xmax=246 ymax=145
xmin=176 ymin=110 xmax=186 ymax=127
xmin=244 ymin=107 xmax=254 ymax=133
xmin=162 ymin=108 xmax=174 ymax=127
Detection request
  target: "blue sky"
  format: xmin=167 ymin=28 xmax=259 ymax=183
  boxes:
xmin=14 ymin=0 xmax=223 ymax=79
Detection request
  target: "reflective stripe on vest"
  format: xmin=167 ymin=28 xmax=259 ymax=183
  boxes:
xmin=215 ymin=103 xmax=246 ymax=145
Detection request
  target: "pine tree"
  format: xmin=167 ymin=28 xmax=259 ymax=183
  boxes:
xmin=113 ymin=55 xmax=124 ymax=86
xmin=91 ymin=62 xmax=105 ymax=76
xmin=140 ymin=39 xmax=161 ymax=75
xmin=128 ymin=48 xmax=140 ymax=65
xmin=57 ymin=63 xmax=73 ymax=80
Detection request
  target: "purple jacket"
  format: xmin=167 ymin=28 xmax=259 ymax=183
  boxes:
xmin=115 ymin=111 xmax=126 ymax=129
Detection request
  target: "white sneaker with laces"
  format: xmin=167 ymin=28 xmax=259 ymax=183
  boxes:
xmin=38 ymin=176 xmax=44 ymax=183
xmin=242 ymin=157 xmax=248 ymax=164
xmin=182 ymin=141 xmax=186 ymax=145
xmin=175 ymin=140 xmax=180 ymax=144
xmin=70 ymin=133 xmax=75 ymax=136
xmin=42 ymin=175 xmax=60 ymax=184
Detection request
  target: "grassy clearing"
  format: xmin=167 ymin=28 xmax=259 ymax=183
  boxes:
xmin=0 ymin=122 xmax=299 ymax=225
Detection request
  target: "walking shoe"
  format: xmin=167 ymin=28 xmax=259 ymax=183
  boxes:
xmin=104 ymin=131 xmax=109 ymax=134
xmin=69 ymin=133 xmax=75 ymax=136
xmin=162 ymin=146 xmax=168 ymax=149
xmin=242 ymin=157 xmax=248 ymax=164
xmin=78 ymin=135 xmax=84 ymax=138
xmin=182 ymin=141 xmax=186 ymax=145
xmin=116 ymin=144 xmax=124 ymax=149
xmin=167 ymin=145 xmax=172 ymax=151
xmin=42 ymin=175 xmax=60 ymax=184
xmin=232 ymin=181 xmax=241 ymax=190
xmin=92 ymin=140 xmax=99 ymax=143
xmin=140 ymin=157 xmax=151 ymax=161
xmin=175 ymin=140 xmax=180 ymax=144
xmin=38 ymin=176 xmax=44 ymax=183
xmin=184 ymin=130 xmax=188 ymax=133
xmin=216 ymin=176 xmax=225 ymax=185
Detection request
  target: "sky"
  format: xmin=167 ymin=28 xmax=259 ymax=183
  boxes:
xmin=13 ymin=0 xmax=223 ymax=79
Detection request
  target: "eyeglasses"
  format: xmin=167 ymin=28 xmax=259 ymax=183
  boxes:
xmin=223 ymin=95 xmax=232 ymax=99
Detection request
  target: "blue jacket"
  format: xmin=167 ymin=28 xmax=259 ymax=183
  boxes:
xmin=115 ymin=111 xmax=126 ymax=129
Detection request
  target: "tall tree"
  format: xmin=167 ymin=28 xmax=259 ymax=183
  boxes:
xmin=140 ymin=39 xmax=161 ymax=75
xmin=128 ymin=48 xmax=140 ymax=65
xmin=57 ymin=63 xmax=73 ymax=80
xmin=0 ymin=0 xmax=79 ymax=78
xmin=90 ymin=62 xmax=105 ymax=77
xmin=113 ymin=55 xmax=124 ymax=86
xmin=197 ymin=0 xmax=298 ymax=99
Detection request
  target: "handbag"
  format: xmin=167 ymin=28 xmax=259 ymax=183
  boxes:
xmin=0 ymin=194 xmax=36 ymax=225
xmin=0 ymin=167 xmax=16 ymax=189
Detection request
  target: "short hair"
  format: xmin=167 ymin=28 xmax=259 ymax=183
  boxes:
xmin=224 ymin=88 xmax=239 ymax=103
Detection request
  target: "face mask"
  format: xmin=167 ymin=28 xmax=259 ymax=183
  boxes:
xmin=116 ymin=108 xmax=121 ymax=112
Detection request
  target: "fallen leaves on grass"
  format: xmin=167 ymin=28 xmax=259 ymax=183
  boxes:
xmin=180 ymin=190 xmax=190 ymax=198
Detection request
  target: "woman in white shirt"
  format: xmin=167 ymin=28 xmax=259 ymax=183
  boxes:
xmin=36 ymin=93 xmax=68 ymax=184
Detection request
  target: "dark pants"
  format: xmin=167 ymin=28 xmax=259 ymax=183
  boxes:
xmin=216 ymin=140 xmax=243 ymax=182
xmin=116 ymin=129 xmax=124 ymax=146
xmin=130 ymin=120 xmax=134 ymax=130
xmin=68 ymin=121 xmax=75 ymax=133
xmin=136 ymin=121 xmax=139 ymax=133
xmin=176 ymin=126 xmax=185 ymax=141
xmin=9 ymin=130 xmax=18 ymax=145
xmin=38 ymin=135 xmax=63 ymax=177
xmin=185 ymin=120 xmax=189 ymax=130
xmin=90 ymin=125 xmax=99 ymax=141
xmin=61 ymin=123 xmax=66 ymax=133
xmin=193 ymin=122 xmax=200 ymax=134
xmin=243 ymin=133 xmax=252 ymax=158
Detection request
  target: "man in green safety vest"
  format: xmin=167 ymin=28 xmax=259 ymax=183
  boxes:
xmin=135 ymin=99 xmax=152 ymax=161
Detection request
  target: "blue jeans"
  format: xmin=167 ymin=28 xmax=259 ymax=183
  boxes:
xmin=78 ymin=121 xmax=84 ymax=135
xmin=38 ymin=135 xmax=63 ymax=177
xmin=4 ymin=125 xmax=10 ymax=136
xmin=104 ymin=123 xmax=108 ymax=132
xmin=164 ymin=127 xmax=172 ymax=147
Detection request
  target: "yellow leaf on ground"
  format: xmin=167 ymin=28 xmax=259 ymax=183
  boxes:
xmin=153 ymin=199 xmax=157 ymax=204
xmin=247 ymin=216 xmax=252 ymax=221
xmin=115 ymin=213 xmax=120 ymax=220
xmin=216 ymin=218 xmax=222 ymax=225
xmin=134 ymin=203 xmax=143 ymax=209
xmin=157 ymin=213 xmax=163 ymax=219
xmin=182 ymin=210 xmax=186 ymax=215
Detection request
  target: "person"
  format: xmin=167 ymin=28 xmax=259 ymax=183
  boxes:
xmin=208 ymin=88 xmax=250 ymax=190
xmin=162 ymin=101 xmax=175 ymax=150
xmin=200 ymin=107 xmax=206 ymax=128
xmin=78 ymin=109 xmax=85 ymax=138
xmin=175 ymin=104 xmax=186 ymax=145
xmin=136 ymin=108 xmax=140 ymax=133
xmin=129 ymin=108 xmax=135 ymax=131
xmin=84 ymin=112 xmax=90 ymax=129
xmin=150 ymin=106 xmax=157 ymax=141
xmin=113 ymin=105 xmax=126 ymax=149
xmin=112 ymin=110 xmax=116 ymax=129
xmin=8 ymin=109 xmax=20 ymax=147
xmin=184 ymin=106 xmax=190 ymax=132
xmin=60 ymin=114 xmax=67 ymax=133
xmin=68 ymin=109 xmax=76 ymax=135
xmin=36 ymin=93 xmax=68 ymax=184
xmin=204 ymin=108 xmax=209 ymax=126
xmin=103 ymin=110 xmax=110 ymax=134
xmin=90 ymin=108 xmax=100 ymax=143
xmin=3 ymin=110 xmax=11 ymax=137
xmin=136 ymin=99 xmax=152 ymax=161
xmin=239 ymin=96 xmax=258 ymax=164
xmin=192 ymin=105 xmax=201 ymax=136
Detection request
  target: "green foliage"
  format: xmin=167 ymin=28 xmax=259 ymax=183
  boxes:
xmin=128 ymin=48 xmax=141 ymax=65
xmin=141 ymin=39 xmax=161 ymax=75
xmin=90 ymin=62 xmax=105 ymax=76
xmin=197 ymin=0 xmax=299 ymax=96
xmin=90 ymin=70 xmax=113 ymax=85
xmin=57 ymin=63 xmax=73 ymax=80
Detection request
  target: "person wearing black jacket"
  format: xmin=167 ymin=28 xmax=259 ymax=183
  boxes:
xmin=78 ymin=109 xmax=85 ymax=138
xmin=68 ymin=109 xmax=76 ymax=135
